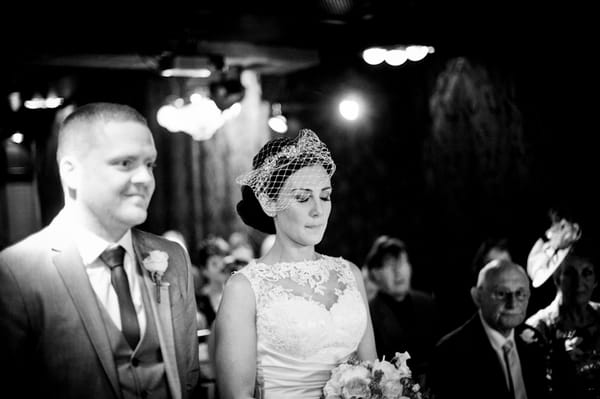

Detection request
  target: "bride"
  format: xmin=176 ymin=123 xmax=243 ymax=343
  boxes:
xmin=213 ymin=129 xmax=377 ymax=398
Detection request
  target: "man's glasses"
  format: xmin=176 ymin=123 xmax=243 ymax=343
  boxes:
xmin=488 ymin=288 xmax=530 ymax=302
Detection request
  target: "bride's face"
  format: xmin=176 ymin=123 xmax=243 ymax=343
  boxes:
xmin=273 ymin=165 xmax=332 ymax=247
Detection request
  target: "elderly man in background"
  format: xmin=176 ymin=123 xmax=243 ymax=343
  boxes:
xmin=428 ymin=259 xmax=549 ymax=399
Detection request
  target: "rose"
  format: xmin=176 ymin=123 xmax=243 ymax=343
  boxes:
xmin=372 ymin=359 xmax=404 ymax=399
xmin=339 ymin=365 xmax=371 ymax=399
xmin=341 ymin=378 xmax=371 ymax=399
xmin=380 ymin=379 xmax=405 ymax=399
xmin=392 ymin=352 xmax=412 ymax=377
xmin=373 ymin=358 xmax=402 ymax=382
xmin=323 ymin=363 xmax=371 ymax=399
xmin=143 ymin=250 xmax=169 ymax=302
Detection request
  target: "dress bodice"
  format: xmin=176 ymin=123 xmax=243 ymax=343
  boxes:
xmin=237 ymin=255 xmax=367 ymax=398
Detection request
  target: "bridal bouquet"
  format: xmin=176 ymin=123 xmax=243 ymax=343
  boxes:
xmin=322 ymin=352 xmax=428 ymax=399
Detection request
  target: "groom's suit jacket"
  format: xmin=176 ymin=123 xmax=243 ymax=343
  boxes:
xmin=427 ymin=314 xmax=549 ymax=399
xmin=0 ymin=214 xmax=200 ymax=399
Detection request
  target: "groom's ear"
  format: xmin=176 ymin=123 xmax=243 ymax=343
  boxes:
xmin=59 ymin=156 xmax=81 ymax=194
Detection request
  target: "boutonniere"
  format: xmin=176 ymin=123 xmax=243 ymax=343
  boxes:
xmin=143 ymin=250 xmax=169 ymax=303
xmin=520 ymin=327 xmax=538 ymax=344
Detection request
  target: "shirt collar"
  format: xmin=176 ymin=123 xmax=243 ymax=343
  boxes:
xmin=60 ymin=209 xmax=134 ymax=266
xmin=478 ymin=310 xmax=515 ymax=352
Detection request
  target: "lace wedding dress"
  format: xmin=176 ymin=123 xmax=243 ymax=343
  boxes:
xmin=237 ymin=255 xmax=367 ymax=399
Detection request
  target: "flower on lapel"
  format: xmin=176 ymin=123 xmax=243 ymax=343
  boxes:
xmin=520 ymin=327 xmax=538 ymax=344
xmin=143 ymin=250 xmax=169 ymax=303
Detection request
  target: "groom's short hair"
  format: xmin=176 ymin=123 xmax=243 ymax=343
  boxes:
xmin=57 ymin=102 xmax=148 ymax=162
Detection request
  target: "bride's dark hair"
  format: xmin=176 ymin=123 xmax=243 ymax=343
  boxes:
xmin=236 ymin=133 xmax=334 ymax=234
xmin=236 ymin=185 xmax=276 ymax=234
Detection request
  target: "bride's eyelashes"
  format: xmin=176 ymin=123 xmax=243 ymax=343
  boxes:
xmin=292 ymin=189 xmax=332 ymax=203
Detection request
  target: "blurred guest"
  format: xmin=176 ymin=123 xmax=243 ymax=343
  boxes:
xmin=195 ymin=235 xmax=230 ymax=329
xmin=429 ymin=259 xmax=549 ymax=399
xmin=0 ymin=102 xmax=199 ymax=399
xmin=525 ymin=214 xmax=600 ymax=398
xmin=223 ymin=254 xmax=249 ymax=276
xmin=471 ymin=236 xmax=513 ymax=283
xmin=364 ymin=235 xmax=440 ymax=376
xmin=461 ymin=236 xmax=515 ymax=318
xmin=228 ymin=231 xmax=255 ymax=263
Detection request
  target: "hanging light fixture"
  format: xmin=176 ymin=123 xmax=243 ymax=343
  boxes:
xmin=361 ymin=45 xmax=435 ymax=66
xmin=268 ymin=103 xmax=287 ymax=133
xmin=158 ymin=53 xmax=224 ymax=79
xmin=156 ymin=89 xmax=242 ymax=141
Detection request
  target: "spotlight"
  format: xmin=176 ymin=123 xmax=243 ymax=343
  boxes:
xmin=268 ymin=103 xmax=288 ymax=133
xmin=338 ymin=97 xmax=362 ymax=121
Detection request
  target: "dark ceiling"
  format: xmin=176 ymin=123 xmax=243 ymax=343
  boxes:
xmin=2 ymin=0 xmax=576 ymax=78
xmin=0 ymin=0 xmax=593 ymax=117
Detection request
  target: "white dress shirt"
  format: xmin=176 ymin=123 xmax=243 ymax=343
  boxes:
xmin=479 ymin=312 xmax=527 ymax=399
xmin=70 ymin=221 xmax=147 ymax=336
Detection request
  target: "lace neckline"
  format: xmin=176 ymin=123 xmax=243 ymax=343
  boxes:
xmin=252 ymin=257 xmax=331 ymax=294
xmin=254 ymin=253 xmax=324 ymax=267
xmin=240 ymin=255 xmax=358 ymax=311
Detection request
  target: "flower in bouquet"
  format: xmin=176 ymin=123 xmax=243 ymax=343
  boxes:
xmin=323 ymin=362 xmax=372 ymax=399
xmin=322 ymin=352 xmax=428 ymax=399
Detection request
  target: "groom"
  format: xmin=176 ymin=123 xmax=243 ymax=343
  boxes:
xmin=0 ymin=102 xmax=199 ymax=399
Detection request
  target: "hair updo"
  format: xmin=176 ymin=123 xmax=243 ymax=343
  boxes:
xmin=236 ymin=131 xmax=335 ymax=233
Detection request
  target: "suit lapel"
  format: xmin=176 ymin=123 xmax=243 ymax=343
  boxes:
xmin=132 ymin=230 xmax=182 ymax=399
xmin=52 ymin=242 xmax=122 ymax=399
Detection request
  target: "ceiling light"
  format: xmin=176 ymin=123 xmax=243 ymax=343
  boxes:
xmin=406 ymin=45 xmax=434 ymax=62
xmin=385 ymin=49 xmax=408 ymax=66
xmin=268 ymin=103 xmax=287 ymax=133
xmin=158 ymin=53 xmax=224 ymax=78
xmin=361 ymin=45 xmax=435 ymax=66
xmin=362 ymin=47 xmax=387 ymax=65
xmin=10 ymin=132 xmax=24 ymax=144
xmin=339 ymin=98 xmax=361 ymax=121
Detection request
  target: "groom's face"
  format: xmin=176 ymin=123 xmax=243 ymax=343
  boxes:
xmin=76 ymin=120 xmax=157 ymax=237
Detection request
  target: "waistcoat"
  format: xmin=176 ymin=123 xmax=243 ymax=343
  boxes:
xmin=98 ymin=271 xmax=170 ymax=399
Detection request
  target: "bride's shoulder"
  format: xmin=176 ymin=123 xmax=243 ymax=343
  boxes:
xmin=321 ymin=255 xmax=361 ymax=277
xmin=221 ymin=270 xmax=255 ymax=305
xmin=233 ymin=260 xmax=276 ymax=282
xmin=322 ymin=253 xmax=355 ymax=266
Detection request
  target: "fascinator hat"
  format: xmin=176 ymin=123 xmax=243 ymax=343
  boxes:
xmin=236 ymin=129 xmax=336 ymax=217
xmin=527 ymin=210 xmax=582 ymax=288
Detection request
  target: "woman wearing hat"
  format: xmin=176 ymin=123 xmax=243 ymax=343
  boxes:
xmin=524 ymin=210 xmax=600 ymax=398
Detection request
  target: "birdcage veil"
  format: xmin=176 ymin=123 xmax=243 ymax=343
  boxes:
xmin=236 ymin=129 xmax=336 ymax=215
